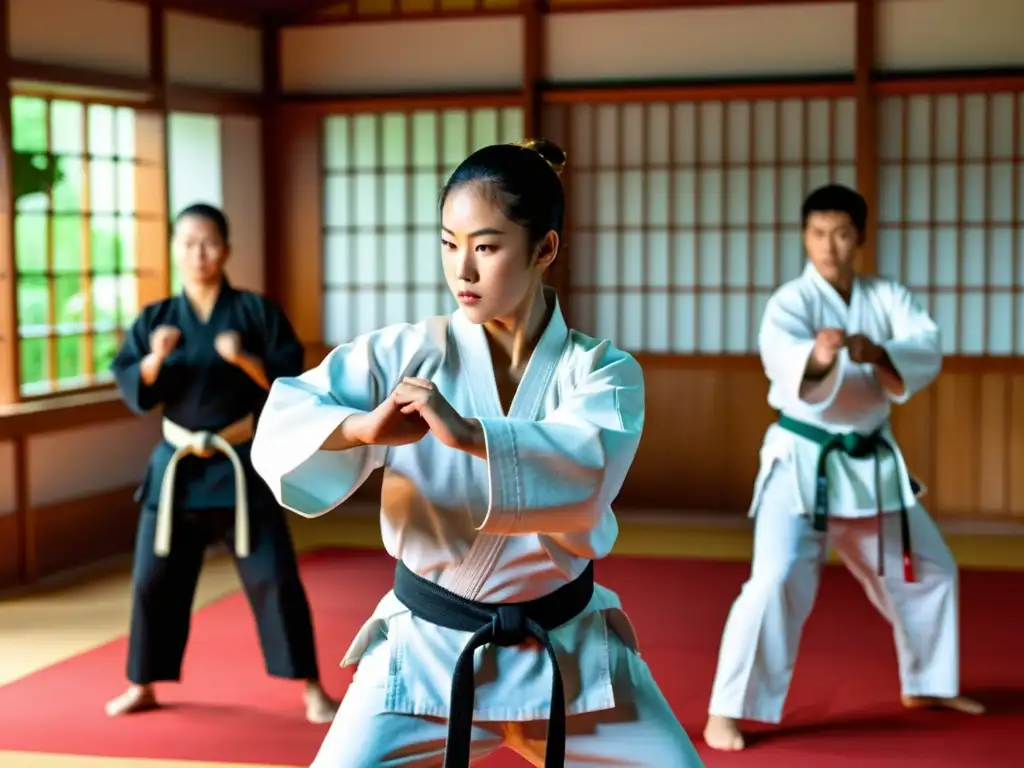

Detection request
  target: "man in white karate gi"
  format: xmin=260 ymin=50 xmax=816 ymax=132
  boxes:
xmin=703 ymin=184 xmax=985 ymax=752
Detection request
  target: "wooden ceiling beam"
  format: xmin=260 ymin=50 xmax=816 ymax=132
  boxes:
xmin=109 ymin=0 xmax=264 ymax=25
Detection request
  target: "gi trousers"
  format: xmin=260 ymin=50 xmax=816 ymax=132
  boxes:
xmin=126 ymin=502 xmax=320 ymax=684
xmin=707 ymin=464 xmax=960 ymax=724
xmin=310 ymin=628 xmax=704 ymax=767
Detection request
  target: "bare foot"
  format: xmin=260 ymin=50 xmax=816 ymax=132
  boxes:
xmin=304 ymin=681 xmax=339 ymax=724
xmin=105 ymin=684 xmax=158 ymax=717
xmin=704 ymin=714 xmax=746 ymax=751
xmin=902 ymin=694 xmax=985 ymax=715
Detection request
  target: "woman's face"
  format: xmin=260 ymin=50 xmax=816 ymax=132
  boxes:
xmin=173 ymin=215 xmax=229 ymax=285
xmin=440 ymin=184 xmax=556 ymax=325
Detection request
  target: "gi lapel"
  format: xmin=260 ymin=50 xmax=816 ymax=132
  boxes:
xmin=442 ymin=288 xmax=571 ymax=600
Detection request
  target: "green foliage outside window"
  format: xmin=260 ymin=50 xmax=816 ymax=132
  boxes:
xmin=12 ymin=95 xmax=138 ymax=396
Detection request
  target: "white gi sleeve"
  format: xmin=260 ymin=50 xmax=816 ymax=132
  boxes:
xmin=251 ymin=322 xmax=437 ymax=518
xmin=474 ymin=342 xmax=643 ymax=538
xmin=759 ymin=287 xmax=849 ymax=410
xmin=880 ymin=282 xmax=942 ymax=404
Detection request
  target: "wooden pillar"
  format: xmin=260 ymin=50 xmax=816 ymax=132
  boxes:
xmin=0 ymin=0 xmax=19 ymax=404
xmin=855 ymin=0 xmax=878 ymax=273
xmin=261 ymin=22 xmax=282 ymax=305
xmin=525 ymin=2 xmax=571 ymax=319
xmin=136 ymin=5 xmax=170 ymax=309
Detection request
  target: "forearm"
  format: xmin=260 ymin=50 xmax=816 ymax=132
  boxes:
xmin=475 ymin=417 xmax=633 ymax=535
xmin=874 ymin=352 xmax=906 ymax=397
xmin=320 ymin=413 xmax=369 ymax=452
xmin=456 ymin=418 xmax=488 ymax=460
xmin=139 ymin=352 xmax=166 ymax=387
xmin=803 ymin=354 xmax=837 ymax=383
xmin=234 ymin=353 xmax=271 ymax=391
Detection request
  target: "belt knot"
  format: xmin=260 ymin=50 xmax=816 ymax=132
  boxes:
xmin=491 ymin=605 xmax=528 ymax=647
xmin=187 ymin=431 xmax=215 ymax=457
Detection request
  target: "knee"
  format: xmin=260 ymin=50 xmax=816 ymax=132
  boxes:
xmin=744 ymin=559 xmax=803 ymax=600
xmin=246 ymin=570 xmax=305 ymax=601
xmin=310 ymin=709 xmax=430 ymax=768
xmin=924 ymin=549 xmax=958 ymax=587
xmin=131 ymin=559 xmax=173 ymax=603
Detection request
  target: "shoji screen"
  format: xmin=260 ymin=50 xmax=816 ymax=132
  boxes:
xmin=877 ymin=90 xmax=1023 ymax=356
xmin=321 ymin=105 xmax=524 ymax=345
xmin=544 ymin=95 xmax=857 ymax=353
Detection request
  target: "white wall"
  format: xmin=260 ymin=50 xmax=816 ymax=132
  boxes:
xmin=281 ymin=17 xmax=523 ymax=94
xmin=165 ymin=11 xmax=262 ymax=92
xmin=9 ymin=0 xmax=149 ymax=75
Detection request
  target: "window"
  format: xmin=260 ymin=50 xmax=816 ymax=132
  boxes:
xmin=321 ymin=106 xmax=524 ymax=345
xmin=877 ymin=91 xmax=1024 ymax=355
xmin=12 ymin=95 xmax=139 ymax=396
xmin=544 ymin=96 xmax=857 ymax=353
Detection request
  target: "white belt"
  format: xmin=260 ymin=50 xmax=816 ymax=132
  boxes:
xmin=155 ymin=414 xmax=254 ymax=559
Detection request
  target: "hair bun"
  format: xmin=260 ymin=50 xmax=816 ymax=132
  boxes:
xmin=510 ymin=138 xmax=567 ymax=177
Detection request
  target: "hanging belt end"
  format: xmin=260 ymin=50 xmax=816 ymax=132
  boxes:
xmin=903 ymin=553 xmax=915 ymax=583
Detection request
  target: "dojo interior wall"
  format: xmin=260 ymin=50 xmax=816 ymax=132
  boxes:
xmin=1 ymin=0 xmax=1022 ymax=592
xmin=275 ymin=0 xmax=1024 ymax=519
xmin=0 ymin=0 xmax=264 ymax=587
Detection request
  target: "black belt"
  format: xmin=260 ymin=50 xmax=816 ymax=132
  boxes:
xmin=393 ymin=560 xmax=595 ymax=768
xmin=777 ymin=413 xmax=916 ymax=582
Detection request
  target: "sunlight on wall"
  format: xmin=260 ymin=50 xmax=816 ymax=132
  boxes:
xmin=167 ymin=113 xmax=224 ymax=294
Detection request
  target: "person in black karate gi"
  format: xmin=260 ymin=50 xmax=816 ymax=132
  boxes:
xmin=105 ymin=203 xmax=338 ymax=723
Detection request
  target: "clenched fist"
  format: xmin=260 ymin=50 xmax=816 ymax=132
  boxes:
xmin=846 ymin=333 xmax=885 ymax=365
xmin=215 ymin=331 xmax=243 ymax=364
xmin=149 ymin=325 xmax=180 ymax=360
xmin=806 ymin=328 xmax=845 ymax=378
xmin=345 ymin=396 xmax=430 ymax=448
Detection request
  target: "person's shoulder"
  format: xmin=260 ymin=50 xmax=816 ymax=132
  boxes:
xmin=770 ymin=273 xmax=812 ymax=304
xmin=565 ymin=329 xmax=642 ymax=380
xmin=233 ymin=288 xmax=284 ymax=315
xmin=134 ymin=296 xmax=177 ymax=327
xmin=327 ymin=319 xmax=443 ymax=357
xmin=858 ymin=273 xmax=907 ymax=296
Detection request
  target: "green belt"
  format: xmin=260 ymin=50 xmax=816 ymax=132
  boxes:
xmin=777 ymin=414 xmax=915 ymax=582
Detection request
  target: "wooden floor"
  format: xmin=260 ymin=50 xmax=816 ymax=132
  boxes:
xmin=2 ymin=506 xmax=1023 ymax=768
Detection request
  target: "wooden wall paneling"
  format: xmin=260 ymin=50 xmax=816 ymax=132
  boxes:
xmin=30 ymin=486 xmax=138 ymax=579
xmin=0 ymin=511 xmax=20 ymax=586
xmin=276 ymin=104 xmax=323 ymax=365
xmin=12 ymin=437 xmax=29 ymax=582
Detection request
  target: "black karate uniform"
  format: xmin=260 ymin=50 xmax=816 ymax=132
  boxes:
xmin=110 ymin=279 xmax=319 ymax=685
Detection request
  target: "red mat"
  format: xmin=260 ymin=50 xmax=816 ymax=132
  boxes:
xmin=0 ymin=548 xmax=1021 ymax=767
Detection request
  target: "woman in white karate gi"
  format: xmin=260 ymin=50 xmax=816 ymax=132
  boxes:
xmin=703 ymin=184 xmax=984 ymax=752
xmin=251 ymin=139 xmax=702 ymax=767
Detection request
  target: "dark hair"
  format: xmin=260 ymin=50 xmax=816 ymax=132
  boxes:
xmin=174 ymin=202 xmax=230 ymax=244
xmin=439 ymin=138 xmax=567 ymax=249
xmin=801 ymin=184 xmax=867 ymax=234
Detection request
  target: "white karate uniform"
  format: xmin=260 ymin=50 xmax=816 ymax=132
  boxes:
xmin=707 ymin=263 xmax=960 ymax=725
xmin=252 ymin=287 xmax=702 ymax=767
